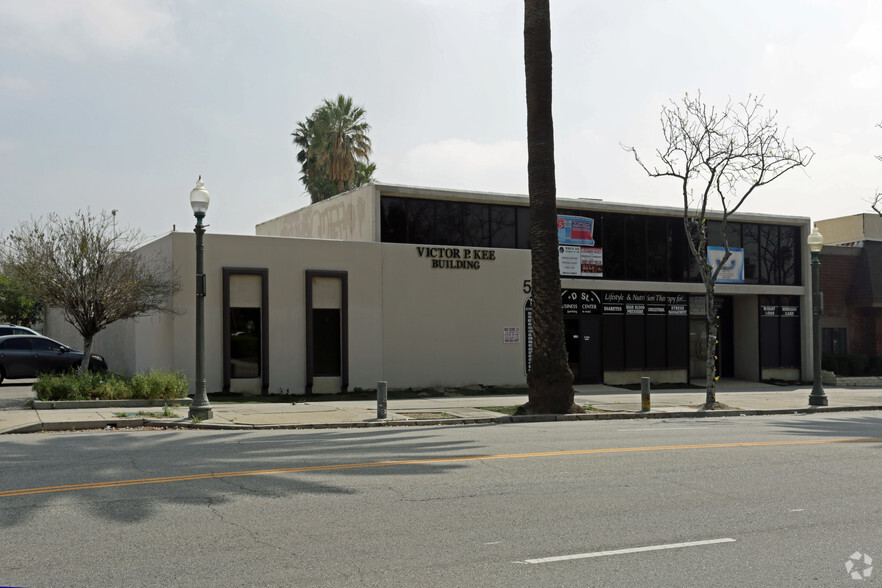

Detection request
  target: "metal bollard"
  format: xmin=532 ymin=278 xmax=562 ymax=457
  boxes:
xmin=377 ymin=381 xmax=388 ymax=419
xmin=640 ymin=377 xmax=650 ymax=412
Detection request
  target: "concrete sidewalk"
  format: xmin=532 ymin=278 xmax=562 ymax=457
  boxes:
xmin=2 ymin=380 xmax=881 ymax=434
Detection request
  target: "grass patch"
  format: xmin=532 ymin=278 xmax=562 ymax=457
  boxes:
xmin=34 ymin=371 xmax=189 ymax=402
xmin=113 ymin=406 xmax=181 ymax=419
xmin=398 ymin=411 xmax=456 ymax=420
xmin=478 ymin=406 xmax=519 ymax=416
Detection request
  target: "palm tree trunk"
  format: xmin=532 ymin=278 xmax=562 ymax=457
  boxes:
xmin=523 ymin=0 xmax=577 ymax=414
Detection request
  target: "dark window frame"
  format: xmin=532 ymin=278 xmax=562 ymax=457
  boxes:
xmin=222 ymin=268 xmax=270 ymax=394
xmin=305 ymin=270 xmax=349 ymax=395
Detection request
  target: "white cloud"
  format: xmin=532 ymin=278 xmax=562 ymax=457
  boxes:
xmin=0 ymin=137 xmax=17 ymax=153
xmin=383 ymin=139 xmax=528 ymax=194
xmin=0 ymin=75 xmax=48 ymax=99
xmin=0 ymin=0 xmax=181 ymax=60
xmin=849 ymin=66 xmax=882 ymax=89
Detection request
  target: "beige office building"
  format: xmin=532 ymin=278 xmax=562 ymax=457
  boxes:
xmin=46 ymin=183 xmax=815 ymax=395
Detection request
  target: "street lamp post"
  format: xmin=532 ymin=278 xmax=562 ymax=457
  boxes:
xmin=189 ymin=176 xmax=213 ymax=420
xmin=807 ymin=226 xmax=827 ymax=407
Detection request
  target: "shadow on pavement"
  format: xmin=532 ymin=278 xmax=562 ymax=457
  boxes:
xmin=0 ymin=427 xmax=483 ymax=528
xmin=768 ymin=413 xmax=882 ymax=442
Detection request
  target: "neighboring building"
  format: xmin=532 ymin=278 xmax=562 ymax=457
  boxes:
xmin=46 ymin=183 xmax=815 ymax=395
xmin=816 ymin=214 xmax=882 ymax=359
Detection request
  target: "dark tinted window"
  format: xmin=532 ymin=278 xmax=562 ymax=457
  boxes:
xmin=489 ymin=205 xmax=516 ymax=248
xmin=742 ymin=223 xmax=760 ymax=283
xmin=779 ymin=226 xmax=800 ymax=285
xmin=463 ymin=203 xmax=490 ymax=247
xmin=516 ymin=207 xmax=531 ymax=249
xmin=602 ymin=315 xmax=625 ymax=370
xmin=646 ymin=216 xmax=668 ymax=281
xmin=725 ymin=221 xmax=742 ymax=249
xmin=646 ymin=315 xmax=666 ymax=369
xmin=668 ymin=218 xmax=690 ymax=282
xmin=759 ymin=225 xmax=780 ymax=284
xmin=0 ymin=337 xmax=30 ymax=350
xmin=779 ymin=295 xmax=801 ymax=367
xmin=603 ymin=214 xmax=625 ymax=279
xmin=313 ymin=309 xmax=341 ymax=377
xmin=406 ymin=199 xmax=436 ymax=244
xmin=435 ymin=201 xmax=463 ymax=246
xmin=380 ymin=197 xmax=407 ymax=243
xmin=230 ymin=307 xmax=261 ymax=378
xmin=30 ymin=338 xmax=62 ymax=351
xmin=625 ymin=215 xmax=646 ymax=280
xmin=667 ymin=316 xmax=689 ymax=368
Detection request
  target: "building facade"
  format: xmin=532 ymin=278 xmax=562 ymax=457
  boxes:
xmin=46 ymin=183 xmax=814 ymax=394
xmin=816 ymin=214 xmax=882 ymax=360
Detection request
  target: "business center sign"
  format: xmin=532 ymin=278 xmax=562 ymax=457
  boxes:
xmin=558 ymin=215 xmax=603 ymax=278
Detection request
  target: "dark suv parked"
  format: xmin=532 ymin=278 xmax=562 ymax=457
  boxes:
xmin=0 ymin=335 xmax=108 ymax=384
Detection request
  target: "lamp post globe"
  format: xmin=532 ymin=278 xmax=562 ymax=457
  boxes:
xmin=189 ymin=176 xmax=213 ymax=420
xmin=807 ymin=225 xmax=827 ymax=407
xmin=190 ymin=176 xmax=210 ymax=216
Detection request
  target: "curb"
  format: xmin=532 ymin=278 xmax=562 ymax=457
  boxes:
xmin=4 ymin=404 xmax=882 ymax=434
xmin=32 ymin=398 xmax=192 ymax=409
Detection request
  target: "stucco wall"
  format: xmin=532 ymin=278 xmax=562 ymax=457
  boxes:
xmin=255 ymin=184 xmax=376 ymax=241
xmin=817 ymin=213 xmax=882 ymax=245
xmin=165 ymin=232 xmax=385 ymax=395
xmin=380 ymin=242 xmax=531 ymax=388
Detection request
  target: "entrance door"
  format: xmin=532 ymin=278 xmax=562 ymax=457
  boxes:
xmin=578 ymin=315 xmax=603 ymax=384
xmin=565 ymin=316 xmax=603 ymax=384
xmin=689 ymin=295 xmax=734 ymax=380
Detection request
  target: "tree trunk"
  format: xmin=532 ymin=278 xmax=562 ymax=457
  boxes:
xmin=79 ymin=336 xmax=93 ymax=377
xmin=703 ymin=286 xmax=717 ymax=405
xmin=522 ymin=0 xmax=578 ymax=414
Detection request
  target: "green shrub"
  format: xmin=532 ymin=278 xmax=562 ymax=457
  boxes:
xmin=34 ymin=370 xmax=189 ymax=401
xmin=130 ymin=370 xmax=189 ymax=399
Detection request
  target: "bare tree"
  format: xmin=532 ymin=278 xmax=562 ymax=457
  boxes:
xmin=521 ymin=0 xmax=581 ymax=414
xmin=626 ymin=93 xmax=812 ymax=406
xmin=1 ymin=210 xmax=178 ymax=375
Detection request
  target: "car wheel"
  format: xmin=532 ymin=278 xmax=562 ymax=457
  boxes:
xmin=0 ymin=367 xmax=5 ymax=385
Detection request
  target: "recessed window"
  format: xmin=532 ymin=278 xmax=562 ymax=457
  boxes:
xmin=312 ymin=309 xmax=341 ymax=377
xmin=230 ymin=307 xmax=261 ymax=378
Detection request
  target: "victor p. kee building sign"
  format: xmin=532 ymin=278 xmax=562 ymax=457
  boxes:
xmin=416 ymin=246 xmax=497 ymax=269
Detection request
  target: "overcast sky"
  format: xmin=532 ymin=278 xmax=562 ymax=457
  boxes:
xmin=1 ymin=0 xmax=880 ymax=241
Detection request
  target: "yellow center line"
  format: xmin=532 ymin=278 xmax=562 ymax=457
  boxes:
xmin=2 ymin=437 xmax=879 ymax=499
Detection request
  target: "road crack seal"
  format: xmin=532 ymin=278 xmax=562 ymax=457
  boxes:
xmin=205 ymin=494 xmax=298 ymax=556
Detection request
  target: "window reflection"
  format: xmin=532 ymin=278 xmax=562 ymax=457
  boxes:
xmin=230 ymin=307 xmax=260 ymax=378
xmin=463 ymin=203 xmax=490 ymax=247
xmin=490 ymin=205 xmax=516 ymax=248
xmin=435 ymin=201 xmax=463 ymax=246
xmin=378 ymin=196 xmax=801 ymax=287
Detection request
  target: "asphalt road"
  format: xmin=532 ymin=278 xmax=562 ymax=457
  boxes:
xmin=2 ymin=412 xmax=881 ymax=587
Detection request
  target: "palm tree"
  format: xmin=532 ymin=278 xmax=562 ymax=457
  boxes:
xmin=521 ymin=0 xmax=580 ymax=414
xmin=292 ymin=95 xmax=374 ymax=202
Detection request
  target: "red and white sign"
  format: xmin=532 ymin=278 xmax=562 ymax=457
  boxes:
xmin=503 ymin=327 xmax=520 ymax=344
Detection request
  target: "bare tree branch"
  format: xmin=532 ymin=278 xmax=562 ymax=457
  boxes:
xmin=0 ymin=210 xmax=178 ymax=375
xmin=626 ymin=92 xmax=812 ymax=406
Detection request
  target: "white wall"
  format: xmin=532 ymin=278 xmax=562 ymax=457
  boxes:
xmin=255 ymin=184 xmax=377 ymax=241
xmin=380 ymin=243 xmax=531 ymax=388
